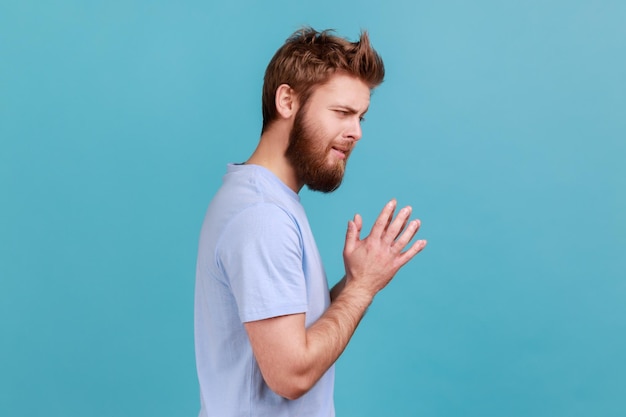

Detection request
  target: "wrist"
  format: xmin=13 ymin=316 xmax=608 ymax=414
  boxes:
xmin=340 ymin=279 xmax=375 ymax=309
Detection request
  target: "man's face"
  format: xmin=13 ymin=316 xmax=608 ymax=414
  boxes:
xmin=285 ymin=73 xmax=371 ymax=193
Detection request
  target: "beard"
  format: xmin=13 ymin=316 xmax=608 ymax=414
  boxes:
xmin=285 ymin=107 xmax=351 ymax=193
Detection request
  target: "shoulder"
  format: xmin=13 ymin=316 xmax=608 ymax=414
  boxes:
xmin=230 ymin=202 xmax=298 ymax=228
xmin=218 ymin=202 xmax=303 ymax=253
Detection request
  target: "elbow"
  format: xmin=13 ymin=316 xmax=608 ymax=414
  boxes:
xmin=265 ymin=372 xmax=315 ymax=400
xmin=274 ymin=386 xmax=307 ymax=401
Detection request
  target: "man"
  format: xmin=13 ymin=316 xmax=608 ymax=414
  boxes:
xmin=194 ymin=27 xmax=427 ymax=417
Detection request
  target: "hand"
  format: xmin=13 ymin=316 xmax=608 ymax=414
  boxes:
xmin=343 ymin=199 xmax=427 ymax=297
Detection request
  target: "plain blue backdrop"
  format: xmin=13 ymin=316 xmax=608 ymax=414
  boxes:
xmin=1 ymin=1 xmax=624 ymax=416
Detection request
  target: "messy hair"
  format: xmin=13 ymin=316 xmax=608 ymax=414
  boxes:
xmin=261 ymin=27 xmax=385 ymax=132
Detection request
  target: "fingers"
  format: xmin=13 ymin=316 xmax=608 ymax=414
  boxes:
xmin=397 ymin=238 xmax=428 ymax=266
xmin=395 ymin=213 xmax=410 ymax=240
xmin=370 ymin=199 xmax=396 ymax=239
xmin=391 ymin=218 xmax=420 ymax=250
xmin=354 ymin=200 xmax=426 ymax=258
xmin=384 ymin=206 xmax=412 ymax=244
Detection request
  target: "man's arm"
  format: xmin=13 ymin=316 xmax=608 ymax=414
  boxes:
xmin=329 ymin=276 xmax=346 ymax=302
xmin=244 ymin=199 xmax=427 ymax=400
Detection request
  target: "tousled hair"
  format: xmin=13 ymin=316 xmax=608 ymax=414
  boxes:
xmin=261 ymin=27 xmax=385 ymax=132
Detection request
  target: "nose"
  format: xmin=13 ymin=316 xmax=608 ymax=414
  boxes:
xmin=345 ymin=117 xmax=363 ymax=141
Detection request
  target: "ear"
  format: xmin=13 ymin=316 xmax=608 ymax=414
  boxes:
xmin=275 ymin=84 xmax=298 ymax=119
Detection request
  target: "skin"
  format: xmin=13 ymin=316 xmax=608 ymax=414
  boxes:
xmin=245 ymin=72 xmax=427 ymax=400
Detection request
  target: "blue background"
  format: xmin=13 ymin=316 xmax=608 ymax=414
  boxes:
xmin=1 ymin=1 xmax=624 ymax=416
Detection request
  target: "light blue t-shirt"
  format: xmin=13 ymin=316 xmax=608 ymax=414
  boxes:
xmin=194 ymin=164 xmax=334 ymax=417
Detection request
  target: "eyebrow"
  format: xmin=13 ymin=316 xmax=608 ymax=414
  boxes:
xmin=333 ymin=105 xmax=370 ymax=116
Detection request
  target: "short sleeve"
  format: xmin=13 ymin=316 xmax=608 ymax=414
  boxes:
xmin=216 ymin=203 xmax=308 ymax=322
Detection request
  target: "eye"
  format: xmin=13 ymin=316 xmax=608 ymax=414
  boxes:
xmin=359 ymin=116 xmax=366 ymax=123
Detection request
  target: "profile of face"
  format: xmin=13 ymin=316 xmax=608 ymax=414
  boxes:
xmin=285 ymin=74 xmax=371 ymax=193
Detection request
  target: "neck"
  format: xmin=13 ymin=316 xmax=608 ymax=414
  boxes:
xmin=246 ymin=123 xmax=302 ymax=193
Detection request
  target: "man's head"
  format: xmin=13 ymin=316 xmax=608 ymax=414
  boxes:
xmin=262 ymin=28 xmax=385 ymax=133
xmin=285 ymin=73 xmax=371 ymax=192
xmin=262 ymin=28 xmax=385 ymax=192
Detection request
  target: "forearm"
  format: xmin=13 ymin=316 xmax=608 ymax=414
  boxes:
xmin=308 ymin=280 xmax=372 ymax=358
xmin=329 ymin=275 xmax=346 ymax=302
xmin=248 ymin=281 xmax=373 ymax=400
xmin=293 ymin=282 xmax=373 ymax=395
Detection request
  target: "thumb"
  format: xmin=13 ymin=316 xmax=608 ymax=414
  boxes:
xmin=344 ymin=220 xmax=359 ymax=253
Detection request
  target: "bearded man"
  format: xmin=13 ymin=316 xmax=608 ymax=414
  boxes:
xmin=194 ymin=28 xmax=427 ymax=417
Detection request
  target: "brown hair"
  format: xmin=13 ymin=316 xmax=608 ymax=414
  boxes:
xmin=261 ymin=27 xmax=385 ymax=132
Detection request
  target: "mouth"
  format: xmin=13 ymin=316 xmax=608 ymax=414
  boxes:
xmin=331 ymin=146 xmax=350 ymax=160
